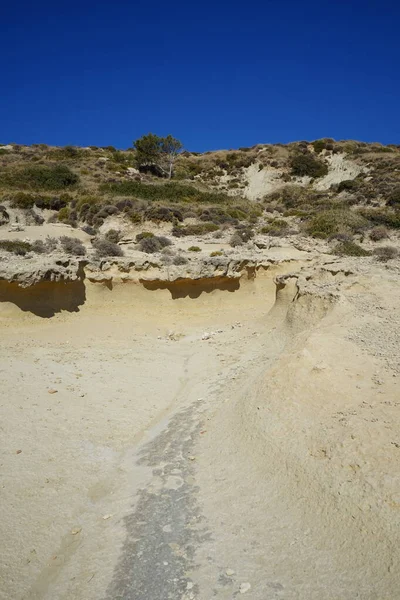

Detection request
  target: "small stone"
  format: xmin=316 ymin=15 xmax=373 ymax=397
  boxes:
xmin=71 ymin=527 xmax=82 ymax=535
xmin=16 ymin=450 xmax=22 ymax=454
xmin=239 ymin=582 xmax=251 ymax=593
xmin=102 ymin=514 xmax=112 ymax=520
xmin=226 ymin=568 xmax=235 ymax=576
xmin=48 ymin=389 xmax=58 ymax=394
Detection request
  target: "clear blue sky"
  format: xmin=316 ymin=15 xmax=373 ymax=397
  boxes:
xmin=2 ymin=0 xmax=399 ymax=151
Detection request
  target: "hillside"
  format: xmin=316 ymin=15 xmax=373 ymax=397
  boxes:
xmin=0 ymin=139 xmax=399 ymax=265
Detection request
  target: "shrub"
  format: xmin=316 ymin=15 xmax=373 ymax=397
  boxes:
xmin=333 ymin=241 xmax=370 ymax=257
xmin=312 ymin=140 xmax=326 ymax=154
xmin=105 ymin=229 xmax=121 ymax=243
xmin=172 ymin=223 xmax=219 ymax=237
xmin=337 ymin=179 xmax=358 ymax=193
xmin=59 ymin=236 xmax=86 ymax=256
xmin=100 ymin=180 xmax=231 ymax=204
xmin=0 ymin=205 xmax=10 ymax=224
xmin=261 ymin=219 xmax=289 ymax=236
xmin=44 ymin=236 xmax=58 ymax=252
xmin=58 ymin=207 xmax=71 ymax=222
xmin=305 ymin=210 xmax=368 ymax=237
xmin=136 ymin=231 xmax=154 ymax=241
xmin=139 ymin=235 xmax=172 ymax=253
xmin=369 ymin=226 xmax=389 ymax=241
xmin=210 ymin=251 xmax=223 ymax=256
xmin=92 ymin=238 xmax=124 ymax=257
xmin=358 ymin=208 xmax=400 ymax=229
xmin=290 ymin=153 xmax=328 ymax=178
xmin=145 ymin=206 xmax=183 ymax=223
xmin=0 ymin=165 xmax=79 ymax=190
xmin=173 ymin=254 xmax=188 ymax=265
xmin=373 ymin=246 xmax=399 ymax=261
xmin=81 ymin=225 xmax=97 ymax=235
xmin=387 ymin=187 xmax=400 ymax=207
xmin=188 ymin=246 xmax=201 ymax=252
xmin=0 ymin=240 xmax=32 ymax=255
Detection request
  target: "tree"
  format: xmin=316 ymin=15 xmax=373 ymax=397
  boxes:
xmin=133 ymin=133 xmax=183 ymax=178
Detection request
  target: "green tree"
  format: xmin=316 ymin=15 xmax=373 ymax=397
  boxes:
xmin=133 ymin=133 xmax=183 ymax=178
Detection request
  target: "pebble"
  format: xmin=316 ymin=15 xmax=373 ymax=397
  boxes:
xmin=226 ymin=568 xmax=235 ymax=576
xmin=239 ymin=582 xmax=251 ymax=593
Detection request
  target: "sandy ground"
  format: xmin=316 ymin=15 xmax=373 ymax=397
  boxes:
xmin=1 ymin=259 xmax=400 ymax=599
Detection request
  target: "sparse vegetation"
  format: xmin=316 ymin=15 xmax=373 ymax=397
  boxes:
xmin=188 ymin=246 xmax=201 ymax=252
xmin=0 ymin=240 xmax=32 ymax=255
xmin=369 ymin=226 xmax=389 ymax=241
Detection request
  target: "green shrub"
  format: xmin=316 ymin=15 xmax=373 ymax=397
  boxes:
xmin=305 ymin=210 xmax=368 ymax=237
xmin=337 ymin=179 xmax=358 ymax=193
xmin=105 ymin=229 xmax=121 ymax=243
xmin=188 ymin=246 xmax=201 ymax=252
xmin=359 ymin=208 xmax=400 ymax=229
xmin=100 ymin=180 xmax=231 ymax=204
xmin=387 ymin=186 xmax=400 ymax=207
xmin=58 ymin=207 xmax=71 ymax=222
xmin=172 ymin=223 xmax=219 ymax=237
xmin=0 ymin=165 xmax=79 ymax=190
xmin=0 ymin=240 xmax=32 ymax=255
xmin=145 ymin=206 xmax=183 ymax=222
xmin=333 ymin=241 xmax=370 ymax=257
xmin=290 ymin=153 xmax=328 ymax=178
xmin=210 ymin=251 xmax=223 ymax=256
xmin=312 ymin=140 xmax=326 ymax=154
xmin=136 ymin=231 xmax=154 ymax=241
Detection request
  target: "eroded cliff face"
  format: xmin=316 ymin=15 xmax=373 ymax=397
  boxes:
xmin=0 ymin=252 xmax=314 ymax=316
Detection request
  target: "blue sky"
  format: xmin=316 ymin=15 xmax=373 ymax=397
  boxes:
xmin=2 ymin=0 xmax=400 ymax=151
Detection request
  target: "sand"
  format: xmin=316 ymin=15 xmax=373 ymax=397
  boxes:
xmin=1 ymin=258 xmax=400 ymax=599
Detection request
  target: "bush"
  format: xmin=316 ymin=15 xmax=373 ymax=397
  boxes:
xmin=59 ymin=236 xmax=86 ymax=256
xmin=290 ymin=153 xmax=328 ymax=178
xmin=358 ymin=208 xmax=400 ymax=229
xmin=387 ymin=187 xmax=400 ymax=207
xmin=337 ymin=179 xmax=358 ymax=193
xmin=188 ymin=246 xmax=201 ymax=252
xmin=333 ymin=241 xmax=370 ymax=257
xmin=373 ymin=246 xmax=399 ymax=261
xmin=81 ymin=225 xmax=97 ymax=236
xmin=0 ymin=205 xmax=10 ymax=224
xmin=0 ymin=165 xmax=79 ymax=190
xmin=136 ymin=231 xmax=154 ymax=242
xmin=173 ymin=254 xmax=188 ymax=265
xmin=92 ymin=238 xmax=124 ymax=257
xmin=172 ymin=223 xmax=219 ymax=237
xmin=369 ymin=226 xmax=389 ymax=241
xmin=145 ymin=206 xmax=183 ymax=223
xmin=58 ymin=207 xmax=71 ymax=222
xmin=305 ymin=210 xmax=368 ymax=238
xmin=210 ymin=251 xmax=223 ymax=256
xmin=100 ymin=180 xmax=231 ymax=204
xmin=0 ymin=240 xmax=32 ymax=255
xmin=139 ymin=235 xmax=172 ymax=253
xmin=105 ymin=229 xmax=121 ymax=243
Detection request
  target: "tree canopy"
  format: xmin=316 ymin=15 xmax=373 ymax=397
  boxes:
xmin=133 ymin=133 xmax=183 ymax=178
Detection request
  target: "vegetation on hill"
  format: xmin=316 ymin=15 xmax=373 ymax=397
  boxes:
xmin=0 ymin=138 xmax=399 ymax=256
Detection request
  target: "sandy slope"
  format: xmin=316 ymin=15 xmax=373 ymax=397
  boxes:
xmin=1 ymin=258 xmax=400 ymax=599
